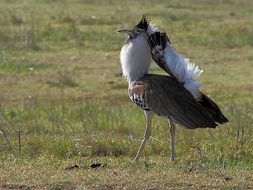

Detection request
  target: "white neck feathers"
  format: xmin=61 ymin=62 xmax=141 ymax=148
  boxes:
xmin=120 ymin=33 xmax=151 ymax=84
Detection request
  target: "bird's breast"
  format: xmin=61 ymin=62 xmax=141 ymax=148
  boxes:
xmin=129 ymin=80 xmax=150 ymax=110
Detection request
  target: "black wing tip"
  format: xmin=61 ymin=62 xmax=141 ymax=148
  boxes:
xmin=199 ymin=93 xmax=229 ymax=125
xmin=219 ymin=116 xmax=229 ymax=124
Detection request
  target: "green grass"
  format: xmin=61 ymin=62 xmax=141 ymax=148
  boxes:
xmin=0 ymin=0 xmax=253 ymax=189
xmin=0 ymin=60 xmax=52 ymax=73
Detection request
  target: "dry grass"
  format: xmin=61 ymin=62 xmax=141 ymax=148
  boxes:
xmin=1 ymin=156 xmax=253 ymax=190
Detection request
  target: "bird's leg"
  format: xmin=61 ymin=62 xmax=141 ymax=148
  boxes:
xmin=134 ymin=110 xmax=152 ymax=162
xmin=168 ymin=119 xmax=176 ymax=161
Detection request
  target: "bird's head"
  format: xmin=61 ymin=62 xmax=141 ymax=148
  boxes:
xmin=118 ymin=15 xmax=148 ymax=39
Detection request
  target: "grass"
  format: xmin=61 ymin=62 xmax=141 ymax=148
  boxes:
xmin=0 ymin=0 xmax=253 ymax=189
xmin=2 ymin=156 xmax=253 ymax=189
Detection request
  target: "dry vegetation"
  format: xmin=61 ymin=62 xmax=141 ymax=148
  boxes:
xmin=0 ymin=0 xmax=253 ymax=189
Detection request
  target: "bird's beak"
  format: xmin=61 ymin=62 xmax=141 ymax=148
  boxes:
xmin=117 ymin=29 xmax=132 ymax=35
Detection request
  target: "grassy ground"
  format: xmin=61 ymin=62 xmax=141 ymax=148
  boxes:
xmin=0 ymin=0 xmax=253 ymax=189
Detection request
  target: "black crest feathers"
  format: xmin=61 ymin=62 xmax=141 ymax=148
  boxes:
xmin=135 ymin=15 xmax=148 ymax=30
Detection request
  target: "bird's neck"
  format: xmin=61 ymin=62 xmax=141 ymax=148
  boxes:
xmin=120 ymin=34 xmax=151 ymax=86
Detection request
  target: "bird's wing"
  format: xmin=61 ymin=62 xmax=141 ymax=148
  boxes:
xmin=147 ymin=32 xmax=228 ymax=125
xmin=147 ymin=32 xmax=175 ymax=78
xmin=139 ymin=74 xmax=217 ymax=129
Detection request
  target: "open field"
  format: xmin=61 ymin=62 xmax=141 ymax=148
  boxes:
xmin=0 ymin=0 xmax=253 ymax=189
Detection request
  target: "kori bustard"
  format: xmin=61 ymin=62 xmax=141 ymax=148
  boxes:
xmin=118 ymin=16 xmax=228 ymax=161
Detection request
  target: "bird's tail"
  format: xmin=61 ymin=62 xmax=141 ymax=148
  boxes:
xmin=198 ymin=93 xmax=229 ymax=124
xmin=147 ymin=32 xmax=174 ymax=77
xmin=147 ymin=31 xmax=203 ymax=99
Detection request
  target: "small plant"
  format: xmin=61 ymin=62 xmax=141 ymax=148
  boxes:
xmin=0 ymin=114 xmax=24 ymax=157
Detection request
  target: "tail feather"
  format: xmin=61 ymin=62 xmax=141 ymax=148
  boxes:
xmin=147 ymin=31 xmax=203 ymax=99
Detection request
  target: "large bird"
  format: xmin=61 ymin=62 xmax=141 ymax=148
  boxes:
xmin=118 ymin=16 xmax=228 ymax=161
